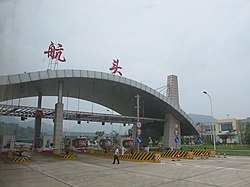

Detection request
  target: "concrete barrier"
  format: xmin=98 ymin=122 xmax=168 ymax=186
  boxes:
xmin=0 ymin=151 xmax=31 ymax=164
xmin=161 ymin=150 xmax=188 ymax=159
xmin=55 ymin=154 xmax=78 ymax=160
xmin=8 ymin=156 xmax=31 ymax=164
xmin=84 ymin=151 xmax=159 ymax=162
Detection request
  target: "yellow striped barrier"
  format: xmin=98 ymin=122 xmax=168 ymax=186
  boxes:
xmin=84 ymin=151 xmax=159 ymax=162
xmin=123 ymin=152 xmax=155 ymax=162
xmin=0 ymin=150 xmax=32 ymax=164
xmin=8 ymin=156 xmax=31 ymax=164
xmin=161 ymin=150 xmax=188 ymax=159
xmin=192 ymin=150 xmax=214 ymax=157
xmin=82 ymin=149 xmax=218 ymax=162
xmin=56 ymin=154 xmax=78 ymax=160
xmin=109 ymin=152 xmax=157 ymax=162
xmin=38 ymin=149 xmax=78 ymax=160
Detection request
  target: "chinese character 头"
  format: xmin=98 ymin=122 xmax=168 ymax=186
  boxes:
xmin=109 ymin=59 xmax=122 ymax=76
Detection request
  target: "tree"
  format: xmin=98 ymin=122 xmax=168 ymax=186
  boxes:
xmin=95 ymin=131 xmax=105 ymax=137
xmin=181 ymin=136 xmax=190 ymax=145
xmin=112 ymin=130 xmax=120 ymax=146
xmin=227 ymin=129 xmax=236 ymax=144
xmin=93 ymin=131 xmax=105 ymax=144
xmin=127 ymin=128 xmax=133 ymax=137
xmin=244 ymin=123 xmax=250 ymax=145
xmin=219 ymin=134 xmax=228 ymax=144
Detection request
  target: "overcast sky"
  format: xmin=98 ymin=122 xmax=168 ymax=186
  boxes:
xmin=1 ymin=0 xmax=250 ymax=121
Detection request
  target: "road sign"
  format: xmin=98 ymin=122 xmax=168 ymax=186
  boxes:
xmin=137 ymin=129 xmax=141 ymax=136
xmin=174 ymin=136 xmax=179 ymax=143
xmin=136 ymin=136 xmax=142 ymax=144
xmin=198 ymin=126 xmax=202 ymax=133
xmin=174 ymin=124 xmax=179 ymax=136
xmin=174 ymin=130 xmax=179 ymax=136
xmin=137 ymin=122 xmax=142 ymax=128
xmin=199 ymin=137 xmax=203 ymax=144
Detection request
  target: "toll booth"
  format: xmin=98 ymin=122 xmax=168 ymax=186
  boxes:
xmin=64 ymin=136 xmax=90 ymax=152
xmin=120 ymin=137 xmax=134 ymax=155
xmin=99 ymin=137 xmax=113 ymax=152
xmin=121 ymin=138 xmax=134 ymax=149
xmin=0 ymin=135 xmax=15 ymax=150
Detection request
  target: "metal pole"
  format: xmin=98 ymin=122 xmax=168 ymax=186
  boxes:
xmin=203 ymin=91 xmax=216 ymax=151
xmin=135 ymin=94 xmax=140 ymax=152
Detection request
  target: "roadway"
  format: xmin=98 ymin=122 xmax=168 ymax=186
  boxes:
xmin=1 ymin=152 xmax=250 ymax=186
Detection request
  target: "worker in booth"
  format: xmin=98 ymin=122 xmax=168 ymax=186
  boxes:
xmin=112 ymin=146 xmax=120 ymax=164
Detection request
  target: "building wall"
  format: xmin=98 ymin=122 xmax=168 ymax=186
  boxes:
xmin=187 ymin=117 xmax=249 ymax=144
xmin=240 ymin=117 xmax=250 ymax=132
xmin=215 ymin=118 xmax=241 ymax=143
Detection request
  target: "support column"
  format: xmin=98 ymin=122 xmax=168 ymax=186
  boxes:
xmin=34 ymin=93 xmax=42 ymax=149
xmin=163 ymin=113 xmax=181 ymax=149
xmin=132 ymin=124 xmax=137 ymax=142
xmin=166 ymin=75 xmax=179 ymax=106
xmin=53 ymin=103 xmax=64 ymax=150
xmin=53 ymin=81 xmax=64 ymax=150
xmin=164 ymin=74 xmax=181 ymax=149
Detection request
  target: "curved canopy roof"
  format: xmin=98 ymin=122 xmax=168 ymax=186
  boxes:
xmin=0 ymin=69 xmax=198 ymax=135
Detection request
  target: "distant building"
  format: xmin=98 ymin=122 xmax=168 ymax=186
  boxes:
xmin=197 ymin=117 xmax=250 ymax=144
xmin=215 ymin=118 xmax=250 ymax=144
xmin=215 ymin=118 xmax=240 ymax=144
xmin=240 ymin=117 xmax=250 ymax=132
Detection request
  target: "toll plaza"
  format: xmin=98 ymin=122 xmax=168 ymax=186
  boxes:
xmin=1 ymin=151 xmax=250 ymax=187
xmin=0 ymin=70 xmax=198 ymax=152
xmin=1 ymin=70 xmax=248 ymax=185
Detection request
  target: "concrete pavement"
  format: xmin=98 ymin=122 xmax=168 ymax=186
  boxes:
xmin=1 ymin=152 xmax=250 ymax=187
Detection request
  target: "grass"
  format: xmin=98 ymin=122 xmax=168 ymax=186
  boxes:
xmin=181 ymin=144 xmax=250 ymax=156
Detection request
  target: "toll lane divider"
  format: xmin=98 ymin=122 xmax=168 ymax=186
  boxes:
xmin=0 ymin=151 xmax=31 ymax=164
xmin=160 ymin=150 xmax=188 ymax=159
xmin=120 ymin=152 xmax=156 ymax=162
xmin=192 ymin=150 xmax=214 ymax=157
xmin=54 ymin=154 xmax=78 ymax=160
xmin=83 ymin=151 xmax=159 ymax=162
xmin=81 ymin=149 xmax=216 ymax=161
xmin=38 ymin=148 xmax=78 ymax=160
xmin=8 ymin=156 xmax=31 ymax=163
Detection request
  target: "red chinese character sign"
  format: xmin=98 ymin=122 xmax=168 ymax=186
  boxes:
xmin=109 ymin=59 xmax=122 ymax=76
xmin=44 ymin=41 xmax=66 ymax=70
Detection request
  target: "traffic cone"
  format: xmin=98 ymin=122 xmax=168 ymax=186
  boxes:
xmin=205 ymin=153 xmax=209 ymax=159
xmin=217 ymin=153 xmax=220 ymax=158
xmin=201 ymin=153 xmax=204 ymax=159
xmin=177 ymin=154 xmax=180 ymax=161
